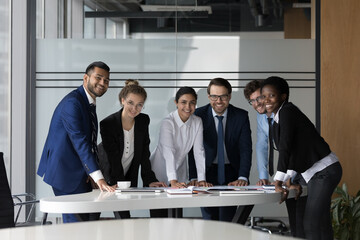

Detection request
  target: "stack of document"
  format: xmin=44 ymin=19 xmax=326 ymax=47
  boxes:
xmin=115 ymin=187 xmax=165 ymax=193
xmin=165 ymin=186 xmax=210 ymax=195
xmin=205 ymin=186 xmax=266 ymax=195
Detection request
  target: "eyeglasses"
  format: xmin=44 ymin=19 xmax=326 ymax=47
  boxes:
xmin=248 ymin=95 xmax=265 ymax=105
xmin=126 ymin=101 xmax=144 ymax=111
xmin=209 ymin=94 xmax=229 ymax=101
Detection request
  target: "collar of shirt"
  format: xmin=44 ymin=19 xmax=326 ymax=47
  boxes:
xmin=173 ymin=110 xmax=192 ymax=128
xmin=83 ymin=85 xmax=96 ymax=105
xmin=211 ymin=108 xmax=228 ymax=119
xmin=273 ymin=102 xmax=285 ymax=123
xmin=259 ymin=112 xmax=274 ymax=122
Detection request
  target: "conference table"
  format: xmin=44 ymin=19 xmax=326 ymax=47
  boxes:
xmin=0 ymin=218 xmax=296 ymax=240
xmin=39 ymin=186 xmax=305 ymax=224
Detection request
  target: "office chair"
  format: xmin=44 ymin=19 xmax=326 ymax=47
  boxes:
xmin=0 ymin=152 xmax=15 ymax=228
xmin=247 ymin=216 xmax=289 ymax=235
xmin=0 ymin=152 xmax=44 ymax=228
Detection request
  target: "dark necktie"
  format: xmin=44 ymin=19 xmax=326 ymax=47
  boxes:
xmin=216 ymin=115 xmax=225 ymax=185
xmin=89 ymin=104 xmax=98 ymax=158
xmin=267 ymin=117 xmax=274 ymax=176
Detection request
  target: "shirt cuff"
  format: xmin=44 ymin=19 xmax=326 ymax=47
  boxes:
xmin=197 ymin=174 xmax=206 ymax=182
xmin=286 ymin=170 xmax=297 ymax=180
xmin=273 ymin=171 xmax=290 ymax=182
xmin=167 ymin=173 xmax=177 ymax=182
xmin=237 ymin=176 xmax=248 ymax=182
xmin=89 ymin=170 xmax=104 ymax=183
xmin=259 ymin=172 xmax=269 ymax=180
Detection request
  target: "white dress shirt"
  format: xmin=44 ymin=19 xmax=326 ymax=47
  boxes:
xmin=122 ymin=125 xmax=135 ymax=176
xmin=83 ymin=86 xmax=104 ymax=183
xmin=150 ymin=110 xmax=206 ymax=184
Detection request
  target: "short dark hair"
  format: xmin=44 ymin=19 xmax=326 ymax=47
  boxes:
xmin=244 ymin=80 xmax=262 ymax=100
xmin=175 ymin=86 xmax=197 ymax=103
xmin=260 ymin=76 xmax=290 ymax=101
xmin=85 ymin=61 xmax=110 ymax=75
xmin=207 ymin=77 xmax=232 ymax=95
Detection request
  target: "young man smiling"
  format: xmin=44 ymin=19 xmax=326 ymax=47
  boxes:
xmin=244 ymin=79 xmax=273 ymax=186
xmin=37 ymin=61 xmax=115 ymax=223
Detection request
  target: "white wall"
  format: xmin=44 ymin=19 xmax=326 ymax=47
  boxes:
xmin=35 ymin=38 xmax=315 ymax=219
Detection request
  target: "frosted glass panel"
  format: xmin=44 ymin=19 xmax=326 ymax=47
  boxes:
xmin=36 ymin=38 xmax=315 ymax=219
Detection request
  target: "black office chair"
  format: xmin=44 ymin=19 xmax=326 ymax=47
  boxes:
xmin=247 ymin=216 xmax=289 ymax=235
xmin=0 ymin=152 xmax=15 ymax=228
xmin=0 ymin=152 xmax=43 ymax=228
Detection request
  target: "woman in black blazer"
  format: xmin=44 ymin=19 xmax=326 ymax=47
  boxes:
xmin=99 ymin=80 xmax=166 ymax=218
xmin=260 ymin=76 xmax=342 ymax=240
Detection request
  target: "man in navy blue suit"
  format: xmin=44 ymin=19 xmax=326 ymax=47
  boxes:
xmin=189 ymin=77 xmax=252 ymax=222
xmin=37 ymin=61 xmax=115 ymax=223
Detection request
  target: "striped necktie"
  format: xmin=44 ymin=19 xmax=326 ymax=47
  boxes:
xmin=89 ymin=104 xmax=98 ymax=157
xmin=216 ymin=115 xmax=225 ymax=185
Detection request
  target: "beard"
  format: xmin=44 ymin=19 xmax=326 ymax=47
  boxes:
xmin=87 ymin=81 xmax=106 ymax=98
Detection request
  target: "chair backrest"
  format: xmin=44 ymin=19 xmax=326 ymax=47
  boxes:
xmin=97 ymin=143 xmax=111 ymax=184
xmin=0 ymin=152 xmax=15 ymax=228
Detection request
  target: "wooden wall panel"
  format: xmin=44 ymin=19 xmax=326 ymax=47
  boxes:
xmin=321 ymin=0 xmax=360 ymax=195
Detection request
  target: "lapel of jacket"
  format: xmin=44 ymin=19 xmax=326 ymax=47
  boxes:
xmin=206 ymin=104 xmax=218 ymax=142
xmin=78 ymin=86 xmax=96 ymax=133
xmin=133 ymin=114 xmax=142 ymax=160
xmin=224 ymin=104 xmax=234 ymax=149
xmin=115 ymin=109 xmax=125 ymax=158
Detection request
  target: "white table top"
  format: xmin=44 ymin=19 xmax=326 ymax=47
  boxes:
xmin=40 ymin=187 xmax=304 ymax=214
xmin=0 ymin=218 xmax=295 ymax=240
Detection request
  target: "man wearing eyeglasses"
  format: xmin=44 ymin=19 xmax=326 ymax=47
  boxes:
xmin=244 ymin=79 xmax=273 ymax=186
xmin=188 ymin=77 xmax=252 ymax=222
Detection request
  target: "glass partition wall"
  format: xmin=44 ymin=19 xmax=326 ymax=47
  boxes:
xmin=35 ymin=0 xmax=315 ymax=221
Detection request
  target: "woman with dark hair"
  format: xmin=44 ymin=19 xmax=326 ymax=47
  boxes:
xmin=150 ymin=87 xmax=212 ymax=188
xmin=261 ymin=76 xmax=342 ymax=240
xmin=99 ymin=79 xmax=166 ymax=218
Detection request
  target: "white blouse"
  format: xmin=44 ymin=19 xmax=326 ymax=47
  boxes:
xmin=150 ymin=110 xmax=206 ymax=184
xmin=121 ymin=125 xmax=135 ymax=176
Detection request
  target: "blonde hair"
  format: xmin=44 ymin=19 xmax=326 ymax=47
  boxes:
xmin=118 ymin=79 xmax=147 ymax=103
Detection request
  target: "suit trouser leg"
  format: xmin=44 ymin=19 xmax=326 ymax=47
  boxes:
xmin=201 ymin=164 xmax=240 ymax=222
xmin=303 ymin=162 xmax=342 ymax=240
xmin=285 ymin=196 xmax=307 ymax=238
xmin=52 ymin=184 xmax=99 ymax=223
xmin=114 ymin=211 xmax=131 ymax=219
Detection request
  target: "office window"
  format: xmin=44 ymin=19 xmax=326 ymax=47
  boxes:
xmin=0 ymin=1 xmax=11 ymax=175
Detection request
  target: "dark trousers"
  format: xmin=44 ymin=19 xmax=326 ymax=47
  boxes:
xmin=201 ymin=164 xmax=242 ymax=222
xmin=290 ymin=162 xmax=342 ymax=240
xmin=52 ymin=183 xmax=99 ymax=223
xmin=286 ymin=196 xmax=307 ymax=238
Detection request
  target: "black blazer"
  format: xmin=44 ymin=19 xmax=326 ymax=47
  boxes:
xmin=99 ymin=109 xmax=158 ymax=186
xmin=273 ymin=102 xmax=331 ymax=173
xmin=189 ymin=104 xmax=252 ymax=180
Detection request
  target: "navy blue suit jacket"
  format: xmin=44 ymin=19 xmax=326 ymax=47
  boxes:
xmin=189 ymin=104 xmax=252 ymax=181
xmin=37 ymin=86 xmax=99 ymax=193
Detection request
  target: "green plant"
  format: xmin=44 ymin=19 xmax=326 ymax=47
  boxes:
xmin=331 ymin=183 xmax=360 ymax=240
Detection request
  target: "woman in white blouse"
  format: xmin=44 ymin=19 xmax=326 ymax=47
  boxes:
xmin=150 ymin=87 xmax=212 ymax=188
